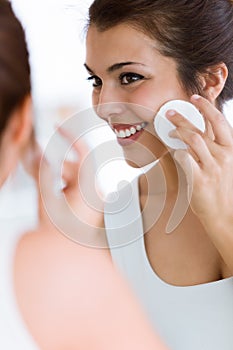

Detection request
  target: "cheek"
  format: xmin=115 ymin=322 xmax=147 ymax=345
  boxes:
xmin=127 ymin=86 xmax=165 ymax=123
xmin=128 ymin=82 xmax=189 ymax=122
xmin=128 ymin=86 xmax=156 ymax=107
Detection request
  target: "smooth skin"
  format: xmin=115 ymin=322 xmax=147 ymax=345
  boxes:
xmin=85 ymin=24 xmax=233 ymax=286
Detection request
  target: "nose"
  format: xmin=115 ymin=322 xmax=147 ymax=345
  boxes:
xmin=94 ymin=85 xmax=126 ymax=122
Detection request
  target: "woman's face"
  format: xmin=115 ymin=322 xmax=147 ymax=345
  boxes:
xmin=85 ymin=24 xmax=190 ymax=167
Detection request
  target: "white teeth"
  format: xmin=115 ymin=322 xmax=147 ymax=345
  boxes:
xmin=130 ymin=127 xmax=136 ymax=135
xmin=118 ymin=130 xmax=126 ymax=138
xmin=115 ymin=122 xmax=146 ymax=138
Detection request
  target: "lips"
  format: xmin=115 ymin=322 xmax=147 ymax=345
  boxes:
xmin=111 ymin=122 xmax=147 ymax=146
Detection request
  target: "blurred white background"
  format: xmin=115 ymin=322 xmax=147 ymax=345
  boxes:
xmin=0 ymin=0 xmax=233 ymax=224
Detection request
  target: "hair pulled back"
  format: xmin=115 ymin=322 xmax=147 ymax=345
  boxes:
xmin=88 ymin=0 xmax=233 ymax=110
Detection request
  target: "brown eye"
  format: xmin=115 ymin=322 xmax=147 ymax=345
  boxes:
xmin=120 ymin=73 xmax=144 ymax=85
xmin=87 ymin=75 xmax=102 ymax=87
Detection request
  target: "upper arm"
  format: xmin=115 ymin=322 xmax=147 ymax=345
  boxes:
xmin=63 ymin=253 xmax=167 ymax=350
xmin=15 ymin=232 xmax=166 ymax=350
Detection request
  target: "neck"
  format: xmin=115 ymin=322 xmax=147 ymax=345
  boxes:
xmin=140 ymin=152 xmax=187 ymax=197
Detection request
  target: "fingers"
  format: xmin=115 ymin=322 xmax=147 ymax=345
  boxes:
xmin=21 ymin=141 xmax=43 ymax=181
xmin=39 ymin=155 xmax=59 ymax=203
xmin=57 ymin=126 xmax=95 ymax=190
xmin=62 ymin=160 xmax=79 ymax=190
xmin=58 ymin=126 xmax=103 ymax=215
xmin=166 ymin=108 xmax=204 ymax=136
xmin=167 ymin=107 xmax=213 ymax=168
xmin=38 ymin=154 xmax=65 ymax=228
xmin=58 ymin=127 xmax=95 ymax=191
xmin=190 ymin=95 xmax=233 ymax=146
xmin=166 ymin=95 xmax=233 ymax=167
xmin=169 ymin=127 xmax=214 ymax=170
xmin=57 ymin=126 xmax=88 ymax=162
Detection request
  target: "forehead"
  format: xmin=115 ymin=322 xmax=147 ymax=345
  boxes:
xmin=85 ymin=24 xmax=161 ymax=70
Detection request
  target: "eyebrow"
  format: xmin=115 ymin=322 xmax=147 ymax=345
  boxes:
xmin=84 ymin=62 xmax=145 ymax=74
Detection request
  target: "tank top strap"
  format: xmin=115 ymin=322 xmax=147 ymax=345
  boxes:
xmin=104 ymin=175 xmax=143 ymax=248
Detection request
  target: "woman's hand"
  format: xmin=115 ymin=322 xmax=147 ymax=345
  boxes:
xmin=59 ymin=127 xmax=104 ymax=230
xmin=167 ymin=95 xmax=233 ymax=223
xmin=167 ymin=95 xmax=233 ymax=272
xmin=35 ymin=128 xmax=106 ymax=247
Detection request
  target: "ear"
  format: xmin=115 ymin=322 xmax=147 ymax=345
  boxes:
xmin=199 ymin=63 xmax=228 ymax=103
xmin=8 ymin=95 xmax=33 ymax=151
xmin=0 ymin=96 xmax=33 ymax=186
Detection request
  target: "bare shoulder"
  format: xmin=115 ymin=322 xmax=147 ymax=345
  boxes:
xmin=14 ymin=228 xmax=112 ymax=349
xmin=14 ymin=229 xmax=165 ymax=350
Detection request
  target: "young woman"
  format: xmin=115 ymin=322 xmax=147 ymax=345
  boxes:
xmin=0 ymin=1 xmax=168 ymax=349
xmin=85 ymin=0 xmax=233 ymax=349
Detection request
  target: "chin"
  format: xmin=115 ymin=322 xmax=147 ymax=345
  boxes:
xmin=125 ymin=159 xmax=142 ymax=168
xmin=124 ymin=152 xmax=159 ymax=169
xmin=123 ymin=141 xmax=165 ymax=169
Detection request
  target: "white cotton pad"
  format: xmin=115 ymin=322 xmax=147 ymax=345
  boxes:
xmin=154 ymin=100 xmax=205 ymax=149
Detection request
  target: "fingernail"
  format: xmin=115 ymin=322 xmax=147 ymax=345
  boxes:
xmin=168 ymin=130 xmax=175 ymax=137
xmin=191 ymin=94 xmax=201 ymax=100
xmin=166 ymin=110 xmax=176 ymax=117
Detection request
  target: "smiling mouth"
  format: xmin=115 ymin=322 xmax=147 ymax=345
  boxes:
xmin=111 ymin=122 xmax=147 ymax=138
xmin=110 ymin=122 xmax=147 ymax=146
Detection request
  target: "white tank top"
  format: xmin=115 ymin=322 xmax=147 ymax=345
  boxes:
xmin=0 ymin=219 xmax=39 ymax=350
xmin=104 ymin=176 xmax=233 ymax=350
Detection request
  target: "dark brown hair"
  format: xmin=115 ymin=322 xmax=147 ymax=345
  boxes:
xmin=0 ymin=0 xmax=31 ymax=136
xmin=88 ymin=0 xmax=233 ymax=110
